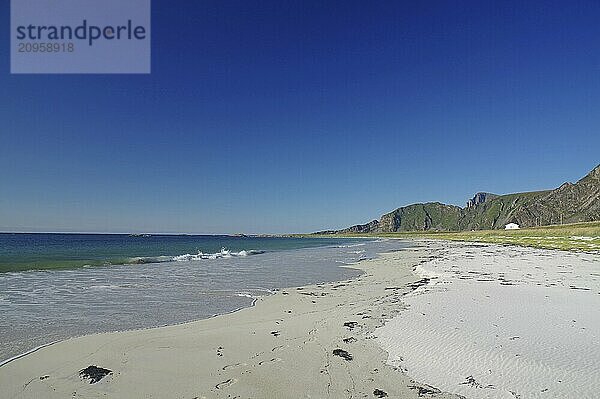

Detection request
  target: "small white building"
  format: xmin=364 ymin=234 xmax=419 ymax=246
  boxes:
xmin=505 ymin=223 xmax=520 ymax=230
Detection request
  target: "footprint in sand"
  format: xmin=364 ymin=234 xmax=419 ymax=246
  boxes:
xmin=215 ymin=378 xmax=237 ymax=389
xmin=343 ymin=321 xmax=359 ymax=330
xmin=222 ymin=362 xmax=247 ymax=371
xmin=257 ymin=357 xmax=282 ymax=366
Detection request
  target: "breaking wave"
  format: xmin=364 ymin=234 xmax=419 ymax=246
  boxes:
xmin=335 ymin=243 xmax=366 ymax=248
xmin=127 ymin=248 xmax=265 ymax=265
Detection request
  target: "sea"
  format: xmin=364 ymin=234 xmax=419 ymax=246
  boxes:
xmin=0 ymin=233 xmax=409 ymax=363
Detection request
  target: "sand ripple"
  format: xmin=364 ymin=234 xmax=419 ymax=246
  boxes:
xmin=377 ymin=242 xmax=600 ymax=399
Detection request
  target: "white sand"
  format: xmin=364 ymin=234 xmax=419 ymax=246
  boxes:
xmin=3 ymin=241 xmax=597 ymax=399
xmin=377 ymin=242 xmax=600 ymax=398
xmin=0 ymin=246 xmax=460 ymax=399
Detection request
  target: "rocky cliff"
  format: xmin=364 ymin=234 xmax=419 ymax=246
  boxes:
xmin=324 ymin=164 xmax=600 ymax=233
xmin=466 ymin=192 xmax=498 ymax=208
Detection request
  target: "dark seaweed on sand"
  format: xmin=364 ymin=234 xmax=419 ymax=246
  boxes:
xmin=332 ymin=348 xmax=353 ymax=361
xmin=79 ymin=365 xmax=112 ymax=384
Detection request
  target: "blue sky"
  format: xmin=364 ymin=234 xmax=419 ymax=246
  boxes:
xmin=1 ymin=1 xmax=599 ymax=234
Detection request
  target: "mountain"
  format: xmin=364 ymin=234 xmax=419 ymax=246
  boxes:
xmin=465 ymin=192 xmax=498 ymax=208
xmin=321 ymin=164 xmax=600 ymax=233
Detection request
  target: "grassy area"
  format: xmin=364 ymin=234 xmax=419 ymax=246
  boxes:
xmin=313 ymin=221 xmax=600 ymax=253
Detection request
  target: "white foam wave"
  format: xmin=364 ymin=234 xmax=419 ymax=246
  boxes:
xmin=235 ymin=292 xmax=256 ymax=299
xmin=335 ymin=243 xmax=366 ymax=248
xmin=127 ymin=248 xmax=265 ymax=265
xmin=172 ymin=248 xmax=264 ymax=261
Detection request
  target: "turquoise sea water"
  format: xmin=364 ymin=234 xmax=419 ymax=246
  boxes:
xmin=0 ymin=233 xmax=364 ymax=273
xmin=0 ymin=234 xmax=410 ymax=363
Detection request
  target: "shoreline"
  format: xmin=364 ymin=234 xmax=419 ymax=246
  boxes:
xmin=3 ymin=239 xmax=597 ymax=398
xmin=0 ymin=237 xmax=385 ymax=363
xmin=0 ymin=243 xmax=461 ymax=399
xmin=0 ymin=341 xmax=59 ymax=368
xmin=0 ymin=246 xmax=373 ymax=366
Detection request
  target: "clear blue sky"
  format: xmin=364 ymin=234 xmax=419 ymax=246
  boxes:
xmin=1 ymin=1 xmax=599 ymax=234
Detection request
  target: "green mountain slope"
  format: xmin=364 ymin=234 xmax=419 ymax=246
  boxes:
xmin=379 ymin=203 xmax=463 ymax=232
xmin=327 ymin=164 xmax=600 ymax=233
xmin=459 ymin=190 xmax=552 ymax=230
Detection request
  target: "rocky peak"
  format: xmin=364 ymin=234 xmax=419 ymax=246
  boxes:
xmin=466 ymin=192 xmax=498 ymax=209
xmin=555 ymin=182 xmax=574 ymax=192
xmin=587 ymin=164 xmax=600 ymax=178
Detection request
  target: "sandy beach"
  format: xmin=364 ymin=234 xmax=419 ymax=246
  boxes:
xmin=1 ymin=241 xmax=598 ymax=399
xmin=0 ymin=244 xmax=460 ymax=399
xmin=378 ymin=242 xmax=600 ymax=398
